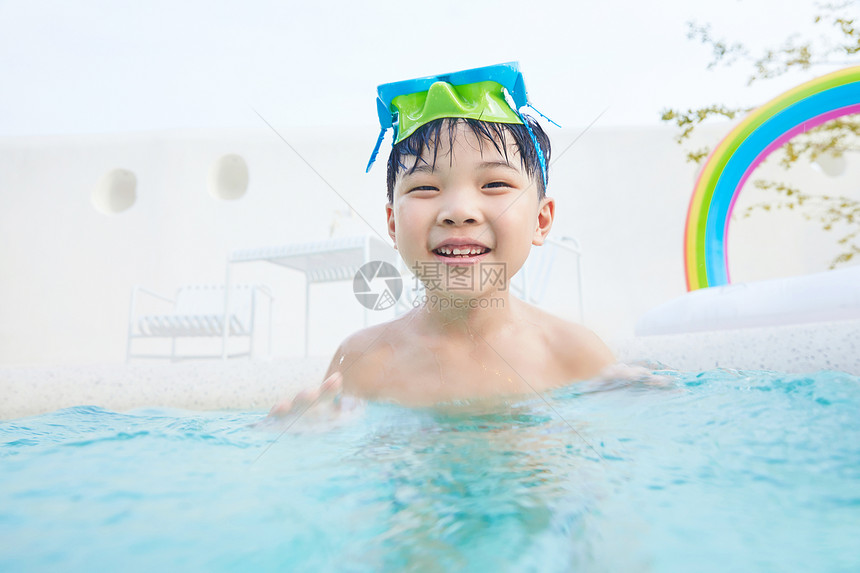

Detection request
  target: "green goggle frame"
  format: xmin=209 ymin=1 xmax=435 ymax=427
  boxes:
xmin=366 ymin=62 xmax=555 ymax=185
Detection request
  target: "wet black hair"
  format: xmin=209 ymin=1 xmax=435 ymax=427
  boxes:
xmin=385 ymin=115 xmax=551 ymax=203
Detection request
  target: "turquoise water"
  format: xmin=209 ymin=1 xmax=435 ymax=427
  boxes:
xmin=2 ymin=369 xmax=859 ymax=572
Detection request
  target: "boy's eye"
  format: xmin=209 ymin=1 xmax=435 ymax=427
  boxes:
xmin=483 ymin=181 xmax=512 ymax=189
xmin=408 ymin=185 xmax=438 ymax=193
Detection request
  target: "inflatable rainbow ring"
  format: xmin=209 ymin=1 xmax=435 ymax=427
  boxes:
xmin=685 ymin=65 xmax=860 ymax=290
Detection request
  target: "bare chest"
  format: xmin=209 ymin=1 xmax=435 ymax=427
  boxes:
xmin=376 ymin=336 xmax=563 ymax=404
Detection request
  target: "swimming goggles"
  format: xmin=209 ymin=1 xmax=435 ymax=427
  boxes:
xmin=365 ymin=62 xmax=557 ymax=185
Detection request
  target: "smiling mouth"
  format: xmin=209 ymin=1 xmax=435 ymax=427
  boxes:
xmin=432 ymin=246 xmax=491 ymax=258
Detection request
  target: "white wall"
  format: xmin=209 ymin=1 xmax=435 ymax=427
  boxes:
xmin=1 ymin=124 xmax=857 ymax=365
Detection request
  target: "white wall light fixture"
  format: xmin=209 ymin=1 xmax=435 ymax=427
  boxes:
xmin=92 ymin=168 xmax=137 ymax=215
xmin=208 ymin=154 xmax=249 ymax=200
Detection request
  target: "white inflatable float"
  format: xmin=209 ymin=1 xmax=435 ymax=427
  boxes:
xmin=636 ymin=265 xmax=860 ymax=336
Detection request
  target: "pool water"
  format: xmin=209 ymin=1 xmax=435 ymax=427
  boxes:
xmin=2 ymin=369 xmax=859 ymax=572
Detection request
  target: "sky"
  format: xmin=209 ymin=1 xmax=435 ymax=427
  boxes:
xmin=0 ymin=0 xmax=835 ymax=136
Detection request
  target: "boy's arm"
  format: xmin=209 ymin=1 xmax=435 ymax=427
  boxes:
xmin=267 ymin=326 xmax=387 ymax=418
xmin=579 ymin=327 xmax=617 ymax=374
xmin=561 ymin=325 xmax=674 ymax=386
xmin=555 ymin=321 xmax=616 ymax=381
xmin=554 ymin=324 xmax=671 ymax=386
xmin=267 ymin=339 xmax=350 ymax=418
xmin=267 ymin=371 xmax=343 ymax=417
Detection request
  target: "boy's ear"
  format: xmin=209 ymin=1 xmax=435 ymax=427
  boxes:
xmin=385 ymin=203 xmax=397 ymax=248
xmin=532 ymin=197 xmax=555 ymax=246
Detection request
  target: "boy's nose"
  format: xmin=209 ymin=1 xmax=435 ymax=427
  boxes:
xmin=437 ymin=193 xmax=483 ymax=226
xmin=440 ymin=214 xmax=479 ymax=225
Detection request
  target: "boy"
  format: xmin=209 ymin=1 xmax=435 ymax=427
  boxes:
xmin=272 ymin=63 xmax=615 ymax=414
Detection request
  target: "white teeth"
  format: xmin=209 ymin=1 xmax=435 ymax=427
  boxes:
xmin=435 ymin=246 xmax=488 ymax=257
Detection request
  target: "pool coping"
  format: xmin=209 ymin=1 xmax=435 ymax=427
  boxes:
xmin=4 ymin=318 xmax=858 ymax=420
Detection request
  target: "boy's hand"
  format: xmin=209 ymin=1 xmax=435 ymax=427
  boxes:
xmin=268 ymin=371 xmax=344 ymax=417
xmin=260 ymin=372 xmax=364 ymax=430
xmin=596 ymin=363 xmax=676 ymax=388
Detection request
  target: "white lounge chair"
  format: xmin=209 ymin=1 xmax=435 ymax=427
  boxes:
xmin=126 ymin=283 xmax=273 ymax=361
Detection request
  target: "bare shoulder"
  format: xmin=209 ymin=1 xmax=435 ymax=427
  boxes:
xmin=324 ymin=313 xmax=413 ymax=398
xmin=527 ymin=305 xmax=616 ymax=380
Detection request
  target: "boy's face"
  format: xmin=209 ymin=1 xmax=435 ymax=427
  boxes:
xmin=386 ymin=122 xmax=554 ymax=297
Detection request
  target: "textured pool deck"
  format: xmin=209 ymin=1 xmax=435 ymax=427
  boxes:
xmin=3 ymin=318 xmax=858 ymax=420
xmin=615 ymin=318 xmax=860 ymax=375
xmin=1 ymin=358 xmax=330 ymax=420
